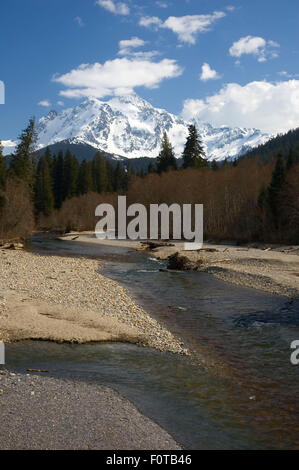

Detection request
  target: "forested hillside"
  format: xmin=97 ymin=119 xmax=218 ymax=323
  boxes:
xmin=242 ymin=127 xmax=299 ymax=164
xmin=0 ymin=120 xmax=298 ymax=244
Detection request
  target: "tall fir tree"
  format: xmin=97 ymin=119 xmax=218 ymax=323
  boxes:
xmin=0 ymin=142 xmax=7 ymax=190
xmin=182 ymin=124 xmax=207 ymax=169
xmin=156 ymin=132 xmax=177 ymax=173
xmin=106 ymin=160 xmax=115 ymax=192
xmin=267 ymin=153 xmax=286 ymax=226
xmin=43 ymin=147 xmax=53 ymax=170
xmin=147 ymin=162 xmax=156 ymax=173
xmin=10 ymin=118 xmax=37 ymax=189
xmin=77 ymin=159 xmax=93 ymax=195
xmin=63 ymin=150 xmax=79 ymax=199
xmin=286 ymin=148 xmax=296 ymax=171
xmin=211 ymin=159 xmax=219 ymax=171
xmin=92 ymin=152 xmax=109 ymax=193
xmin=34 ymin=155 xmax=54 ymax=216
xmin=52 ymin=151 xmax=64 ymax=208
xmin=114 ymin=162 xmax=128 ymax=192
xmin=0 ymin=143 xmax=7 ymax=214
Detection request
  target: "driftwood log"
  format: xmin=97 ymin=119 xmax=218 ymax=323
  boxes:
xmin=167 ymin=252 xmax=203 ymax=271
xmin=140 ymin=241 xmax=175 ymax=250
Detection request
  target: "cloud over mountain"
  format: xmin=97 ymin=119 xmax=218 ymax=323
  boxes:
xmin=53 ymin=57 xmax=183 ymax=99
xmin=182 ymin=79 xmax=299 ymax=134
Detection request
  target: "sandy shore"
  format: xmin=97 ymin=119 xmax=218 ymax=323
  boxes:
xmin=153 ymin=243 xmax=299 ymax=298
xmin=63 ymin=233 xmax=299 ymax=298
xmin=0 ymin=239 xmax=186 ymax=450
xmin=0 ymin=248 xmax=187 ymax=354
xmin=0 ymin=370 xmax=181 ymax=450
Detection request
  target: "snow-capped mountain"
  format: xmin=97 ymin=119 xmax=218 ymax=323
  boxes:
xmin=4 ymin=93 xmax=270 ymax=161
xmin=2 ymin=140 xmax=17 ymax=156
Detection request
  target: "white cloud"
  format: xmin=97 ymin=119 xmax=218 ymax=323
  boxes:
xmin=200 ymin=63 xmax=221 ymax=81
xmin=38 ymin=100 xmax=51 ymax=107
xmin=182 ymin=80 xmax=299 ymax=134
xmin=1 ymin=140 xmax=16 ymax=148
xmin=278 ymin=71 xmax=299 ymax=79
xmin=118 ymin=37 xmax=146 ymax=56
xmin=129 ymin=51 xmax=161 ymax=60
xmin=53 ymin=57 xmax=183 ymax=99
xmin=57 ymin=101 xmax=65 ymax=106
xmin=1 ymin=140 xmax=17 ymax=156
xmin=139 ymin=16 xmax=163 ymax=29
xmin=96 ymin=0 xmax=129 ymax=16
xmin=156 ymin=1 xmax=168 ymax=7
xmin=229 ymin=36 xmax=280 ymax=62
xmin=140 ymin=11 xmax=226 ymax=44
xmin=118 ymin=37 xmax=160 ymax=60
xmin=74 ymin=16 xmax=85 ymax=27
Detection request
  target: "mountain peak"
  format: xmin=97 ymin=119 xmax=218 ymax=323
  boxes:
xmin=35 ymin=93 xmax=270 ymax=161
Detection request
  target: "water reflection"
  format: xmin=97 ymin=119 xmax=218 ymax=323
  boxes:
xmin=18 ymin=236 xmax=299 ymax=449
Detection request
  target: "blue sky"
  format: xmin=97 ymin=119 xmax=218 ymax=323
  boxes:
xmin=1 ymin=0 xmax=299 ymax=143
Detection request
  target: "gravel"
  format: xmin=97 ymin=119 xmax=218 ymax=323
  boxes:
xmin=0 ymin=249 xmax=187 ymax=354
xmin=0 ymin=369 xmax=181 ymax=450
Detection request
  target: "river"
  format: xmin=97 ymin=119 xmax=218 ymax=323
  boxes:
xmin=5 ymin=237 xmax=299 ymax=449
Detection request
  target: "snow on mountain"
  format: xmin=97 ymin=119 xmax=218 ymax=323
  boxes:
xmin=7 ymin=93 xmax=270 ymax=161
xmin=2 ymin=140 xmax=17 ymax=156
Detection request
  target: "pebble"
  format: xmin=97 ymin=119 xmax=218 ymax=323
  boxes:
xmin=0 ymin=250 xmax=188 ymax=355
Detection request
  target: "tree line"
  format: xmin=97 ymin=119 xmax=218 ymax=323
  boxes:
xmin=243 ymin=127 xmax=299 ymax=164
xmin=0 ymin=118 xmax=129 ymax=219
xmin=155 ymin=124 xmax=208 ymax=173
xmin=0 ymin=118 xmax=298 ymax=243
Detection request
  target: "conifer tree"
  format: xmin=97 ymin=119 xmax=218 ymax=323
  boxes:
xmin=43 ymin=147 xmax=53 ymax=170
xmin=0 ymin=142 xmax=7 ymax=190
xmin=211 ymin=159 xmax=219 ymax=171
xmin=77 ymin=159 xmax=93 ymax=195
xmin=267 ymin=153 xmax=286 ymax=225
xmin=0 ymin=143 xmax=6 ymax=214
xmin=258 ymin=185 xmax=267 ymax=209
xmin=52 ymin=151 xmax=64 ymax=209
xmin=106 ymin=160 xmax=115 ymax=192
xmin=114 ymin=162 xmax=127 ymax=191
xmin=10 ymin=118 xmax=37 ymax=189
xmin=147 ymin=162 xmax=156 ymax=173
xmin=156 ymin=132 xmax=177 ymax=173
xmin=92 ymin=152 xmax=109 ymax=193
xmin=182 ymin=124 xmax=207 ymax=169
xmin=34 ymin=155 xmax=54 ymax=216
xmin=286 ymin=148 xmax=295 ymax=170
xmin=63 ymin=150 xmax=79 ymax=199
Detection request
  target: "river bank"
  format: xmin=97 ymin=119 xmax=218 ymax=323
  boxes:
xmin=1 ymin=236 xmax=299 ymax=450
xmin=154 ymin=243 xmax=299 ymax=298
xmin=60 ymin=233 xmax=299 ymax=298
xmin=0 ymin=369 xmax=181 ymax=450
xmin=0 ymin=248 xmax=187 ymax=354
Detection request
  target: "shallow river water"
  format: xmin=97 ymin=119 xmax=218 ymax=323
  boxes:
xmin=5 ymin=238 xmax=299 ymax=449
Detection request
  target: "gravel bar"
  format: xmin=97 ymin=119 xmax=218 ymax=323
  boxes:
xmin=0 ymin=249 xmax=187 ymax=354
xmin=0 ymin=370 xmax=181 ymax=450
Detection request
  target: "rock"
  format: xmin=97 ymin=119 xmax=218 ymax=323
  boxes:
xmin=141 ymin=241 xmax=175 ymax=251
xmin=167 ymin=252 xmax=203 ymax=271
xmin=1 ymin=242 xmax=24 ymax=250
xmin=199 ymin=248 xmax=219 ymax=253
